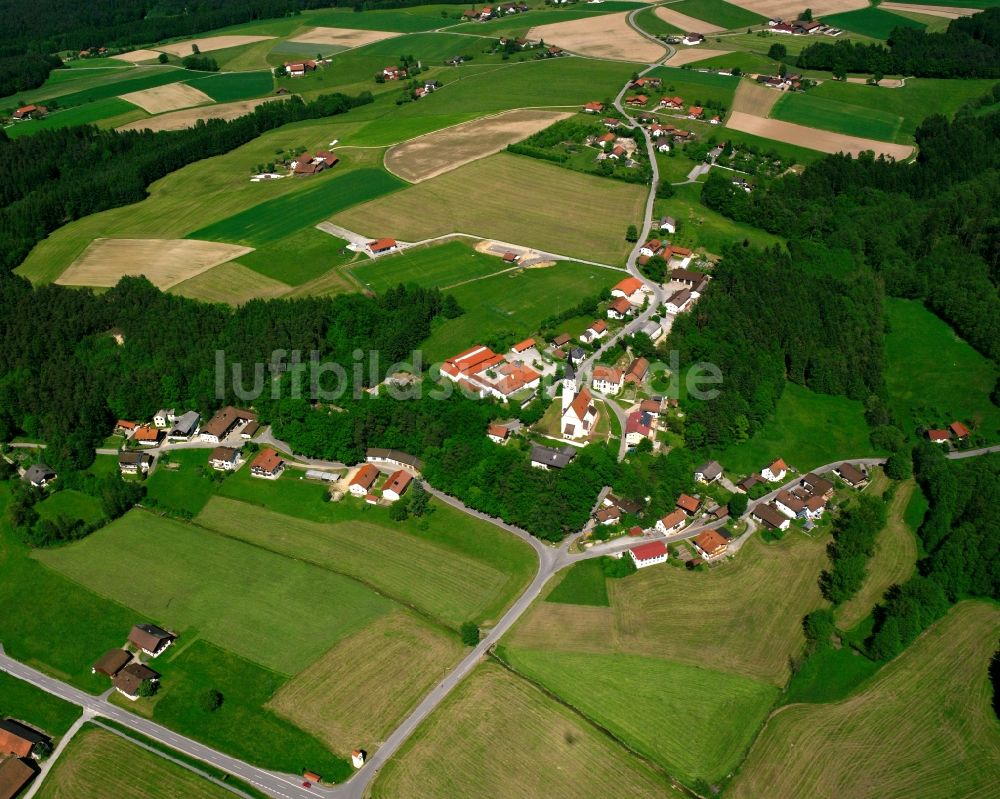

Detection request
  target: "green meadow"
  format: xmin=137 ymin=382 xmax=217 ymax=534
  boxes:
xmin=822 ymin=7 xmax=926 ymax=39
xmin=772 ymin=92 xmax=904 ymax=143
xmin=239 ymin=227 xmax=360 ymax=286
xmin=36 ymin=490 xmax=106 ymax=526
xmin=351 ymin=240 xmax=509 ymax=293
xmin=545 ymin=560 xmax=609 ymax=607
xmin=186 ymin=70 xmax=274 ymax=102
xmin=5 ymin=98 xmax=146 ymax=138
xmin=145 ymin=448 xmax=218 ymax=517
xmin=670 ymin=0 xmax=766 ymax=29
xmin=646 ymin=66 xmax=740 ymax=108
xmin=0 ymin=670 xmax=81 ymax=737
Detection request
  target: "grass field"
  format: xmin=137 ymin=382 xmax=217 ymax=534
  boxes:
xmin=710 ymin=382 xmax=880 ymax=476
xmin=185 ymin=71 xmax=274 ymax=102
xmin=36 ymin=490 xmax=106 ymax=526
xmin=687 ymin=49 xmax=778 ymax=74
xmin=545 ymin=559 xmax=610 ymax=606
xmin=635 ymin=5 xmax=684 ymax=35
xmin=334 ymin=152 xmax=645 ymax=265
xmin=670 ymin=0 xmax=767 ymax=28
xmin=884 ymin=298 xmax=1000 ymax=440
xmin=836 ymin=479 xmax=918 ymax=629
xmin=268 ymin=610 xmax=462 ymax=755
xmin=43 ymin=67 xmax=203 ymax=109
xmin=0 ymin=670 xmax=81 ymax=737
xmin=772 ymin=92 xmax=905 ymax=143
xmin=646 ymin=65 xmax=740 ymax=109
xmin=197 ymin=489 xmax=532 ymax=627
xmin=421 ymin=260 xmax=623 ymax=362
xmin=5 ymin=98 xmax=146 ymax=138
xmin=36 ymin=509 xmax=394 ymax=675
xmin=351 ymin=240 xmax=509 ymax=293
xmin=371 ymin=662 xmax=680 ymax=799
xmin=191 ymin=167 xmax=405 ymax=248
xmin=237 ymin=227 xmax=360 ymax=286
xmin=502 ymin=647 xmax=778 ymax=785
xmin=822 ymin=6 xmax=927 ymax=38
xmin=36 ymin=726 xmax=236 ymax=799
xmin=169 ymin=261 xmax=292 ymax=304
xmin=731 ymin=601 xmax=1000 ymax=799
xmin=144 ymin=449 xmax=218 ymax=517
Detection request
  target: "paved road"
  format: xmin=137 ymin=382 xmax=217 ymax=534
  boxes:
xmin=947 ymin=444 xmax=1000 ymax=459
xmin=594 ymin=390 xmax=630 ymax=461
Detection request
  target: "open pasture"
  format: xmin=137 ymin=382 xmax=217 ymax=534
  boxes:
xmin=371 ymin=663 xmax=679 ymax=799
xmin=503 ymin=647 xmax=778 ymax=785
xmin=196 ymin=495 xmax=526 ymax=627
xmin=669 ymin=0 xmax=768 ymax=28
xmin=726 ymin=110 xmax=914 ymax=158
xmin=35 ymin=727 xmax=237 ymax=799
xmin=144 ymin=449 xmax=217 ymax=517
xmin=385 ymin=108 xmax=573 ymax=183
xmin=730 ymin=602 xmax=1000 ymax=799
xmin=155 ymin=35 xmax=276 ymax=57
xmin=351 ymin=239 xmax=509 ymax=293
xmin=268 ymin=610 xmax=462 ymax=756
xmin=289 ymin=26 xmax=401 ymax=48
xmin=118 ymin=82 xmax=214 ymax=114
xmin=771 ymin=91 xmax=904 ymax=142
xmin=333 ymin=152 xmax=646 ymax=264
xmin=117 ymin=96 xmax=287 ymax=132
xmin=55 ymin=238 xmax=252 ymax=290
xmin=822 ymin=6 xmax=928 ymax=37
xmin=169 ymin=261 xmax=291 ymax=304
xmin=35 ymin=509 xmax=394 ymax=675
xmin=526 ymin=11 xmax=667 ymax=62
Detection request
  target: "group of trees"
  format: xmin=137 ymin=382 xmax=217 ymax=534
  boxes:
xmin=867 ymin=446 xmax=1000 ymax=660
xmin=819 ymin=493 xmax=888 ymax=604
xmin=797 ymin=8 xmax=1000 ymax=78
xmin=0 ymin=89 xmax=374 ymax=272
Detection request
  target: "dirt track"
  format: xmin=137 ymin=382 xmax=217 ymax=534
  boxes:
xmin=527 ymin=12 xmax=666 ymax=62
xmin=117 ymin=96 xmax=290 ymax=132
xmin=726 ymin=111 xmax=914 ymax=159
xmin=385 ymin=109 xmax=574 ymax=183
xmin=119 ymin=83 xmax=214 ymax=114
xmin=155 ymin=35 xmax=275 ymax=57
xmin=289 ymin=26 xmax=400 ymax=48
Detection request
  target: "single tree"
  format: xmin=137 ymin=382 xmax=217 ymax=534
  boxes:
xmin=200 ymin=688 xmax=224 ymax=712
xmin=459 ymin=621 xmax=480 ymax=646
xmin=625 ymin=224 xmax=638 ymax=242
xmin=728 ymin=491 xmax=748 ymax=518
xmin=157 ymin=52 xmax=169 ymax=65
xmin=801 ymin=8 xmax=813 ymax=21
xmin=768 ymin=43 xmax=787 ymax=60
xmin=191 ymin=43 xmax=200 ymax=54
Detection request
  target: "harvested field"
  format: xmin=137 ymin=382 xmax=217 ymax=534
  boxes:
xmin=56 ymin=238 xmax=253 ymax=290
xmin=115 ymin=49 xmax=163 ymax=64
xmin=289 ymin=26 xmax=401 ymax=48
xmin=118 ymin=82 xmax=213 ymax=114
xmin=666 ymin=47 xmax=730 ymax=66
xmin=731 ymin=77 xmax=782 ymax=115
xmin=728 ymin=0 xmax=867 ymax=17
xmin=527 ymin=12 xmax=667 ymax=62
xmin=371 ymin=663 xmax=680 ymax=799
xmin=880 ymin=2 xmax=980 ymax=18
xmin=509 ymin=603 xmax=618 ymax=653
xmin=169 ymin=261 xmax=291 ymax=304
xmin=268 ymin=610 xmax=462 ymax=755
xmin=117 ymin=96 xmax=288 ymax=132
xmin=333 ymin=152 xmax=646 ymax=264
xmin=655 ymin=7 xmax=727 ymax=33
xmin=731 ymin=602 xmax=1000 ymax=799
xmin=385 ymin=109 xmax=574 ymax=183
xmin=726 ymin=110 xmax=914 ymax=159
xmin=155 ymin=35 xmax=275 ymax=57
xmin=36 ymin=727 xmax=235 ymax=799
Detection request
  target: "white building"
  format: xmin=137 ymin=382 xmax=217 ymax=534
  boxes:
xmin=629 ymin=540 xmax=668 ymax=568
xmin=762 ymin=458 xmax=787 ymax=482
xmin=655 ymin=509 xmax=686 ymax=535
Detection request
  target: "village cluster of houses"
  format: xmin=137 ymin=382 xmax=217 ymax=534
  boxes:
xmin=346 ymin=462 xmax=415 ymax=504
xmin=926 ymin=420 xmax=971 ymax=446
xmin=0 ymin=718 xmax=49 ymax=799
xmin=441 ymin=340 xmax=547 ymax=405
xmin=767 ymin=17 xmax=842 ymax=36
xmin=91 ymin=622 xmax=175 ymax=701
xmin=281 ymin=60 xmax=318 ymax=77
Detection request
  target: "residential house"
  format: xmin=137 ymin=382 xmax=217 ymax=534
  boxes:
xmin=382 ymin=65 xmax=406 ymax=80
xmin=115 ymin=420 xmax=138 ymax=435
xmin=596 ymin=131 xmax=616 ymax=147
xmin=569 ymin=346 xmax=587 ymax=363
xmin=687 ymin=106 xmax=704 ymax=119
xmin=284 ymin=60 xmax=316 ymax=76
xmin=800 ymin=472 xmax=834 ymax=499
xmin=208 ymin=446 xmax=240 ymax=471
xmin=118 ymin=451 xmax=153 ymax=475
xmin=133 ymin=425 xmax=161 ymax=446
xmin=682 ymin=32 xmax=705 ymax=45
xmin=583 ymin=101 xmax=604 ymax=113
xmin=639 ymin=398 xmax=661 ymax=418
xmin=595 ymin=506 xmax=621 ymax=526
xmin=692 ymin=529 xmax=728 ymax=561
xmin=694 ymin=461 xmax=722 ymax=483
xmin=240 ymin=420 xmax=260 ymax=439
xmin=660 ymin=216 xmax=677 ymax=233
xmin=368 ymin=238 xmax=399 ymax=255
xmin=12 ymin=104 xmax=46 ymax=120
xmin=592 ymin=365 xmax=624 ymax=395
xmin=606 ymin=494 xmax=644 ymax=517
xmin=950 ymin=421 xmax=970 ymax=440
xmin=803 ymin=493 xmax=827 ymax=519
xmin=0 ymin=757 xmax=36 ymax=799
xmin=640 ymin=239 xmax=664 ymax=258
xmin=153 ymin=409 xmax=174 ymax=428
xmin=129 ymin=623 xmax=174 ymax=657
xmin=113 ymin=663 xmax=160 ymax=700
xmin=382 ymin=469 xmax=413 ymax=502
xmin=349 ymin=464 xmax=380 ymax=496
xmin=655 ymin=509 xmax=687 ymax=535
xmin=624 ymin=357 xmax=649 ymax=385
xmin=659 ymin=96 xmax=683 ymax=109
xmin=487 ymin=423 xmax=510 ymax=444
xmin=602 ymin=117 xmax=620 ymax=129
xmin=752 ymin=503 xmax=791 ymax=531
xmin=199 ymin=406 xmax=256 ymax=443
xmin=774 ymin=490 xmax=806 ymax=519
xmin=92 ymin=649 xmax=132 ymax=678
xmin=0 ymin=720 xmax=48 ymax=759
xmin=607 ymin=296 xmax=633 ymax=320
xmin=667 ymin=246 xmax=693 ymax=267
xmin=579 ymin=320 xmax=608 ymax=344
xmin=736 ymin=473 xmax=764 ymax=493
xmin=625 ymin=410 xmax=653 ymax=447
xmin=665 ymin=288 xmax=692 ymax=314
xmin=552 ymin=333 xmax=572 ymax=348
xmin=626 ymin=94 xmax=648 ymax=107
xmin=629 ymin=540 xmax=668 ymax=568
xmin=21 ymin=464 xmax=55 ymax=488
xmin=530 ymin=444 xmax=577 ymax=470
xmin=676 ymin=493 xmax=701 ymax=516
xmin=167 ymin=410 xmax=200 ymax=440
xmin=762 ymin=458 xmax=787 ymax=482
xmin=926 ymin=429 xmax=950 ymax=443
xmin=611 ymin=276 xmax=644 ymax=303
xmin=562 ymin=386 xmax=598 ymax=440
xmin=632 ymin=77 xmax=662 ymax=89
xmin=834 ymin=462 xmax=868 ymax=487
xmin=250 ymin=448 xmax=285 ymax=480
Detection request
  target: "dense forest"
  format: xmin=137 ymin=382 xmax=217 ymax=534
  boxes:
xmin=867 ymin=447 xmax=1000 ymax=659
xmin=797 ymin=8 xmax=1000 ymax=77
xmin=0 ymin=90 xmax=373 ymax=271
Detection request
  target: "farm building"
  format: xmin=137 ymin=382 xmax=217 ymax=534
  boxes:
xmin=349 ymin=464 xmax=380 ymax=496
xmin=368 ymin=238 xmax=399 ymax=255
xmin=0 ymin=758 xmax=36 ymax=799
xmin=926 ymin=429 xmax=950 ymax=443
xmin=366 ymin=448 xmax=423 ymax=471
xmin=611 ymin=276 xmax=644 ymax=303
xmin=209 ymin=446 xmax=241 ymax=471
xmin=12 ymin=104 xmax=46 ymax=120
xmin=250 ymin=448 xmax=285 ymax=479
xmin=199 ymin=406 xmax=256 ymax=443
xmin=950 ymin=421 xmax=970 ymax=439
xmin=116 ymin=419 xmax=138 ymax=434
xmin=129 ymin=623 xmax=174 ymax=657
xmin=0 ymin=720 xmax=48 ymax=759
xmin=92 ymin=648 xmax=132 ymax=678
xmin=168 ymin=410 xmax=200 ymax=439
xmin=629 ymin=540 xmax=668 ymax=568
xmin=440 ymin=345 xmax=541 ymax=404
xmin=595 ymin=506 xmax=621 ymax=526
xmin=382 ymin=469 xmax=413 ymax=502
xmin=113 ymin=662 xmax=160 ymax=700
xmin=284 ymin=60 xmax=317 ymax=76
xmin=624 ymin=358 xmax=649 ymax=384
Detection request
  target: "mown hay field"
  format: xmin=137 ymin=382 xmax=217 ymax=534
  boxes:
xmin=118 ymin=96 xmax=289 ymax=132
xmin=36 ymin=727 xmax=236 ymax=799
xmin=526 ymin=12 xmax=666 ymax=62
xmin=385 ymin=109 xmax=573 ymax=183
xmin=333 ymin=152 xmax=646 ymax=264
xmin=154 ymin=35 xmax=276 ymax=57
xmin=350 ymin=240 xmax=509 ymax=293
xmin=771 ymin=92 xmax=905 ymax=143
xmin=727 ymin=111 xmax=914 ymax=158
xmin=268 ymin=610 xmax=462 ymax=755
xmin=196 ymin=496 xmax=526 ymax=627
xmin=502 ymin=647 xmax=778 ymax=785
xmin=730 ymin=602 xmax=1000 ymax=799
xmin=168 ymin=260 xmax=292 ymax=304
xmin=118 ymin=82 xmax=214 ymax=114
xmin=289 ymin=26 xmax=401 ymax=48
xmin=371 ymin=663 xmax=683 ymax=799
xmin=35 ymin=509 xmax=394 ymax=675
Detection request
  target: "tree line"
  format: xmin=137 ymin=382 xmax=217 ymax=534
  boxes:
xmin=796 ymin=8 xmax=1000 ymax=78
xmin=0 ymin=90 xmax=373 ymax=272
